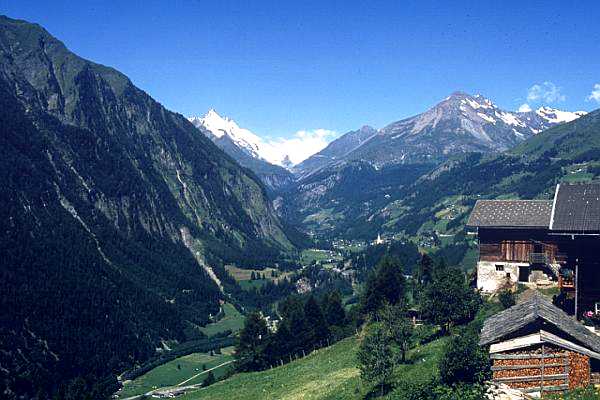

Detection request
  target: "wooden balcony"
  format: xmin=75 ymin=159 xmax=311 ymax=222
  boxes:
xmin=529 ymin=252 xmax=549 ymax=264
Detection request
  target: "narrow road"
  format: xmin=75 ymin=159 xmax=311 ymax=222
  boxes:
xmin=118 ymin=360 xmax=234 ymax=400
xmin=177 ymin=360 xmax=234 ymax=386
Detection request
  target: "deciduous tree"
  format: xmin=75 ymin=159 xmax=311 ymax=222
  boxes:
xmin=357 ymin=324 xmax=394 ymax=396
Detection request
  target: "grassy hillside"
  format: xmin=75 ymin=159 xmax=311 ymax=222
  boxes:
xmin=180 ymin=335 xmax=448 ymax=400
xmin=512 ymin=109 xmax=600 ymax=160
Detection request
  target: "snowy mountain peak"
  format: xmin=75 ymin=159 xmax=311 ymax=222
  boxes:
xmin=189 ymin=110 xmax=264 ymax=157
xmin=535 ymin=107 xmax=587 ymax=124
xmin=187 ymin=111 xmax=296 ymax=189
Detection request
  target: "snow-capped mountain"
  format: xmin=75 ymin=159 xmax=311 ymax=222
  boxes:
xmin=189 ymin=110 xmax=294 ymax=190
xmin=189 ymin=109 xmax=266 ymax=160
xmin=296 ymin=92 xmax=587 ymax=176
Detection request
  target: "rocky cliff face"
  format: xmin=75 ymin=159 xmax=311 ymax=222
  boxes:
xmin=0 ymin=15 xmax=294 ymax=399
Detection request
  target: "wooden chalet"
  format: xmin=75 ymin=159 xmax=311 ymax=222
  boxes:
xmin=480 ymin=291 xmax=600 ymax=395
xmin=467 ymin=183 xmax=600 ymax=319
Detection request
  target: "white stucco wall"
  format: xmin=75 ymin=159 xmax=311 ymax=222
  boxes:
xmin=477 ymin=261 xmax=529 ymax=293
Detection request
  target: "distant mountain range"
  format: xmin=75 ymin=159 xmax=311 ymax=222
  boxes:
xmin=295 ymin=92 xmax=586 ymax=178
xmin=189 ymin=110 xmax=294 ymax=190
xmin=281 ymin=93 xmax=589 ymax=238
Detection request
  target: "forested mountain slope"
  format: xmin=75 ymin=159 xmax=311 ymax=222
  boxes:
xmin=0 ymin=15 xmax=295 ymax=399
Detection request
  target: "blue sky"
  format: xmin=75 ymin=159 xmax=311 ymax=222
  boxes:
xmin=3 ymin=0 xmax=600 ymax=160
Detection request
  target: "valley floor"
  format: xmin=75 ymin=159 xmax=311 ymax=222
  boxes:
xmin=116 ymin=347 xmax=235 ymax=399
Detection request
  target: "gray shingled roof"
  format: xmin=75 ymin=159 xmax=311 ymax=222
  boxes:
xmin=550 ymin=183 xmax=600 ymax=232
xmin=466 ymin=200 xmax=553 ymax=228
xmin=480 ymin=290 xmax=600 ymax=354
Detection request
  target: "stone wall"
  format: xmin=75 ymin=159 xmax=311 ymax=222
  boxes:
xmin=477 ymin=261 xmax=527 ymax=293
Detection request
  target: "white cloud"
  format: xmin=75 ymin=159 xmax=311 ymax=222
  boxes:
xmin=587 ymin=83 xmax=600 ymax=103
xmin=262 ymin=129 xmax=337 ymax=166
xmin=526 ymin=81 xmax=566 ymax=104
xmin=518 ymin=103 xmax=532 ymax=112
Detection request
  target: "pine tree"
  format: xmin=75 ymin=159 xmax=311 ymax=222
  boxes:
xmin=360 ymin=256 xmax=406 ymax=315
xmin=278 ymin=295 xmax=307 ymax=355
xmin=322 ymin=291 xmax=346 ymax=327
xmin=415 ymin=253 xmax=434 ymax=285
xmin=234 ymin=311 xmax=269 ymax=372
xmin=303 ymin=295 xmax=330 ymax=349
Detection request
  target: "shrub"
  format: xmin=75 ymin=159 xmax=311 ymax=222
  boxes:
xmin=390 ymin=380 xmax=487 ymax=400
xmin=498 ymin=289 xmax=516 ymax=309
xmin=439 ymin=332 xmax=490 ymax=385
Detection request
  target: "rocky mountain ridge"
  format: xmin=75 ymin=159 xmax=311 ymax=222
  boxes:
xmin=295 ymin=92 xmax=586 ymax=177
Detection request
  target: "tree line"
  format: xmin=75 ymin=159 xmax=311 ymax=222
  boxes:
xmin=234 ymin=290 xmax=353 ymax=372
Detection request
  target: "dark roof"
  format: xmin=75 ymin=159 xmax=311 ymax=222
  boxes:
xmin=480 ymin=291 xmax=600 ymax=354
xmin=550 ymin=183 xmax=600 ymax=232
xmin=466 ymin=200 xmax=553 ymax=228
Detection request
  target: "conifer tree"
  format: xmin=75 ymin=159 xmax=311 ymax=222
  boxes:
xmin=360 ymin=256 xmax=406 ymax=315
xmin=234 ymin=311 xmax=269 ymax=371
xmin=303 ymin=295 xmax=330 ymax=349
xmin=322 ymin=291 xmax=346 ymax=327
xmin=415 ymin=253 xmax=434 ymax=285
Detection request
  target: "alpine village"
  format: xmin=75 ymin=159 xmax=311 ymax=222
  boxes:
xmin=2 ymin=4 xmax=600 ymax=400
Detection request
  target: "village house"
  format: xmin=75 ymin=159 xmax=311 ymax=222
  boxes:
xmin=480 ymin=290 xmax=600 ymax=395
xmin=467 ymin=182 xmax=600 ymax=319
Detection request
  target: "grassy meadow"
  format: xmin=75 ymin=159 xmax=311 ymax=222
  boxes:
xmin=199 ymin=302 xmax=245 ymax=336
xmin=116 ymin=347 xmax=235 ymax=398
xmin=180 ymin=334 xmax=448 ymax=400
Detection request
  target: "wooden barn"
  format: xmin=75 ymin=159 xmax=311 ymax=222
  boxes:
xmin=468 ymin=182 xmax=600 ymax=319
xmin=467 ymin=199 xmax=557 ymax=293
xmin=480 ymin=291 xmax=600 ymax=396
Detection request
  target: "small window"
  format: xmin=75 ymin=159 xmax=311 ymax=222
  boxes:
xmin=506 ymin=272 xmax=511 ymax=279
xmin=495 ymin=264 xmax=504 ymax=272
xmin=595 ymin=302 xmax=600 ymax=314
